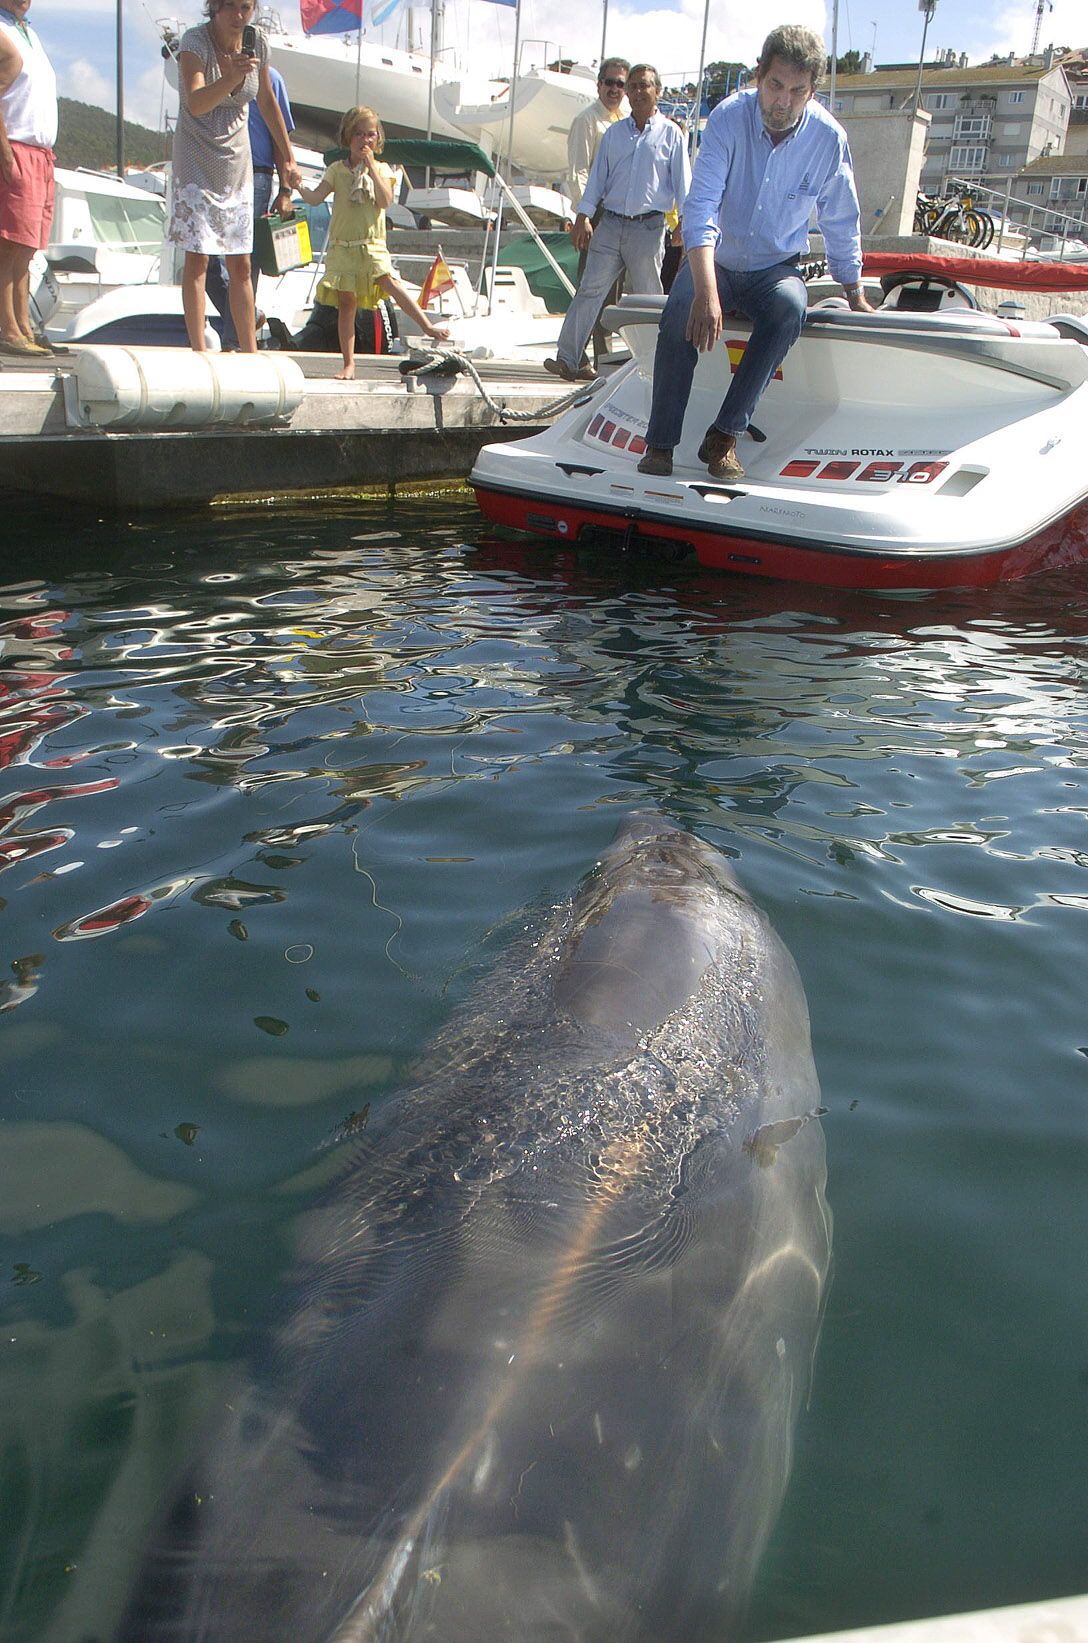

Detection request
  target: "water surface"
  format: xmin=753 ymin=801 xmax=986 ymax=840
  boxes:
xmin=1 ymin=494 xmax=1086 ymax=1641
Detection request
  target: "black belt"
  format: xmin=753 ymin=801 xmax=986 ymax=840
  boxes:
xmin=603 ymin=208 xmax=663 ymax=223
xmin=254 ymin=165 xmax=275 ymax=175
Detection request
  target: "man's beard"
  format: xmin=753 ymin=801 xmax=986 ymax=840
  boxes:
xmin=761 ymin=105 xmax=797 ymax=132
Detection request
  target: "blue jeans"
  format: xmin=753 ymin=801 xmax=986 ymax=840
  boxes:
xmin=644 ymin=256 xmax=806 ymax=450
xmin=206 ymin=169 xmax=275 ymax=348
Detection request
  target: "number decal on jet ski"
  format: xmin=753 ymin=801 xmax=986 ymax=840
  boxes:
xmin=779 ymin=457 xmax=949 ymax=484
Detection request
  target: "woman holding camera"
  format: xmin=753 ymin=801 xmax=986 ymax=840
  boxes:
xmin=169 ymin=0 xmax=301 ymax=353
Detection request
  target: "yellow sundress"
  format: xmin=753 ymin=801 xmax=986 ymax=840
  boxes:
xmin=320 ymin=159 xmax=395 ymax=306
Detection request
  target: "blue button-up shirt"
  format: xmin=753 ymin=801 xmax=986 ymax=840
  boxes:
xmin=682 ymin=87 xmax=862 ymax=286
xmin=579 ymin=110 xmax=690 ymax=222
xmin=248 ymin=63 xmax=293 ymax=170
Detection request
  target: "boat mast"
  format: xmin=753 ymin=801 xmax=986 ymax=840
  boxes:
xmin=503 ymin=0 xmax=522 ymax=181
xmin=426 ymin=0 xmax=444 ymax=143
xmin=693 ymin=0 xmax=710 ymax=152
xmin=425 ymin=0 xmax=444 ymax=182
xmin=116 ymin=0 xmax=125 ymax=177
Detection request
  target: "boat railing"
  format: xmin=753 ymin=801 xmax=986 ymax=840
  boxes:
xmin=602 ymin=294 xmax=1088 ymax=392
xmin=516 ymin=39 xmax=561 ymax=75
xmin=943 ymin=175 xmax=1088 ymax=260
xmin=604 ymin=291 xmax=1058 ymax=342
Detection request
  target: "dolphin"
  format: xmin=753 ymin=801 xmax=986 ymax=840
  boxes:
xmin=117 ymin=813 xmax=831 ymax=1642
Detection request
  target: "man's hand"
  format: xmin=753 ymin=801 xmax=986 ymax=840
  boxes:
xmin=685 ymin=288 xmax=723 ymax=353
xmin=845 ymin=285 xmax=875 ymax=313
xmin=273 ymin=186 xmax=294 ymax=217
xmin=280 ymin=161 xmax=302 ymax=193
xmin=571 ymin=213 xmax=593 ymax=254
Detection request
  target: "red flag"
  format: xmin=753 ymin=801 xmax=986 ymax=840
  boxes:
xmin=419 ymin=252 xmax=456 ymax=310
xmin=300 ymin=0 xmax=362 ymax=35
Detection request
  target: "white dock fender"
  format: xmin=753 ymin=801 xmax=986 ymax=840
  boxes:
xmin=63 ymin=346 xmax=306 ymax=431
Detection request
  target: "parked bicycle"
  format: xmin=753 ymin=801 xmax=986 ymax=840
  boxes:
xmin=913 ymin=185 xmax=994 ymax=249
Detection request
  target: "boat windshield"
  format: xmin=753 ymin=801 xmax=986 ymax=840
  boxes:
xmin=86 ymin=194 xmax=166 ymax=257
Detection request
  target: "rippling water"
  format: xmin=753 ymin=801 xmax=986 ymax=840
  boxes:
xmin=1 ymin=493 xmax=1086 ymax=1641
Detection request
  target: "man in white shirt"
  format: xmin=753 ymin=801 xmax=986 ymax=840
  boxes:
xmin=566 ymin=58 xmax=629 ymax=210
xmin=637 ymin=24 xmax=871 ymax=481
xmin=0 ymin=0 xmax=57 ymax=357
xmin=546 ymin=63 xmax=690 ymax=384
xmin=564 ymin=57 xmax=629 ymax=375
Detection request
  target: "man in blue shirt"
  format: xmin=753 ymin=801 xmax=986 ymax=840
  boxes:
xmin=638 ymin=24 xmax=872 ymax=481
xmin=545 ymin=62 xmax=689 ymax=384
xmin=206 ymin=63 xmax=295 ymax=349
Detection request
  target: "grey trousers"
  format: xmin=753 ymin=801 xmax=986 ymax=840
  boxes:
xmin=556 ymin=211 xmax=663 ymax=371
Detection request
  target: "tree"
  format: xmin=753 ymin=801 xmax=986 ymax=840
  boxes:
xmin=703 ymin=61 xmax=750 ymax=109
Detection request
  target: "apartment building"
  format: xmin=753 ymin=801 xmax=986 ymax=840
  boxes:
xmin=1060 ymin=49 xmax=1088 ymax=155
xmin=1008 ymin=153 xmax=1088 ymax=234
xmin=829 ymin=53 xmax=1071 ymax=196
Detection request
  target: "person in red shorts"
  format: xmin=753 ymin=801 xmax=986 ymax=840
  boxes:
xmin=0 ymin=0 xmax=57 ymax=357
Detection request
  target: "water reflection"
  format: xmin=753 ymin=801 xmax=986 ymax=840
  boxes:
xmin=0 ymin=499 xmax=1086 ymax=1641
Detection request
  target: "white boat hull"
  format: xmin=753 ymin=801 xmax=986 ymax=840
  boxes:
xmin=435 ymin=68 xmax=597 ymax=180
xmin=509 ymin=185 xmax=573 ymax=228
xmin=267 ymin=32 xmax=478 ymax=145
xmin=472 ymin=289 xmax=1088 ymax=588
xmin=404 ymin=186 xmax=494 ymax=229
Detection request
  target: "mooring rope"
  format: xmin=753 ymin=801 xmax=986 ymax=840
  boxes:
xmin=401 ymin=346 xmax=602 ymax=423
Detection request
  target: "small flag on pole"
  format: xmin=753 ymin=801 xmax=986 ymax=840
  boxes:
xmin=300 ymin=0 xmax=363 ymax=35
xmin=419 ymin=251 xmax=456 ymax=309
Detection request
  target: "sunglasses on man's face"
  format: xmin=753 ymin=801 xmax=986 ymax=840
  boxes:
xmin=601 ymin=77 xmax=626 ymax=89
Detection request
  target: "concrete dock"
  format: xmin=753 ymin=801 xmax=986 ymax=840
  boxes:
xmin=0 ymin=344 xmax=573 ymax=511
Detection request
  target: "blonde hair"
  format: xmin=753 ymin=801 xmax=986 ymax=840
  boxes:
xmin=339 ymin=106 xmax=386 ymax=154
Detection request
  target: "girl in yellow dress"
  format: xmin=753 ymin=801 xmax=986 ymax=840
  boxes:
xmin=299 ymin=105 xmax=449 ymax=379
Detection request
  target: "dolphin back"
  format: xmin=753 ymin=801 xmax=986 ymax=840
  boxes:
xmin=117 ymin=814 xmax=830 ymax=1643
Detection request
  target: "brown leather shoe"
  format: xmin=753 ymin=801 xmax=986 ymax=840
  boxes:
xmin=698 ymin=426 xmax=745 ymax=481
xmin=544 ymin=356 xmax=597 ymax=384
xmin=637 ymin=447 xmax=673 ymax=476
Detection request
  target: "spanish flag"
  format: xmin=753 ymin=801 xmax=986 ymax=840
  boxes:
xmin=419 ymin=251 xmax=456 ymax=310
xmin=726 ymin=338 xmax=783 ymax=381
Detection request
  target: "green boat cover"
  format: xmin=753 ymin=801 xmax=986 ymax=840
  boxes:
xmin=490 ymin=231 xmax=580 ymax=314
xmin=322 ymin=137 xmax=496 ymax=177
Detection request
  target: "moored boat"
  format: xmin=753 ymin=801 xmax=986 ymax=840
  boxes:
xmin=471 ymin=259 xmax=1088 ymax=589
xmin=434 ymin=65 xmax=598 ymax=180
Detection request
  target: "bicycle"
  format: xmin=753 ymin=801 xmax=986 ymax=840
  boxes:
xmin=913 ymin=186 xmax=993 ymax=249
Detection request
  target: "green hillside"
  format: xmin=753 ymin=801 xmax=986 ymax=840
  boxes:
xmin=56 ymin=97 xmax=169 ymax=172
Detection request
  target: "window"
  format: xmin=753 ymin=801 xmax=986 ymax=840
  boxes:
xmin=996 ymin=153 xmax=1015 ymax=167
xmin=86 ymin=193 xmax=165 ymax=255
xmin=954 ymin=115 xmax=990 ymax=138
xmin=927 ymin=93 xmax=951 ymax=111
xmin=1076 ymin=94 xmax=1088 ymax=109
xmin=949 ymin=145 xmax=987 ymax=171
xmin=1008 ymin=89 xmax=1024 ymax=104
xmin=1026 ymin=181 xmax=1044 ymax=195
xmin=1002 ymin=122 xmax=1023 ymax=136
xmin=1050 ymin=177 xmax=1064 ymax=197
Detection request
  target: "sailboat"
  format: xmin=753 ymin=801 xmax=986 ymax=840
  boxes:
xmin=435 ymin=64 xmax=599 ymax=180
xmin=248 ymin=2 xmax=598 ymax=180
xmin=261 ymin=3 xmax=488 ymax=147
